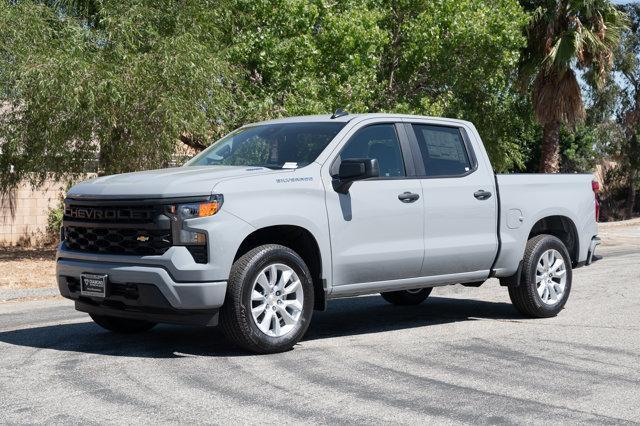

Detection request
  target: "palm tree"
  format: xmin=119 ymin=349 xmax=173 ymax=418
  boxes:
xmin=519 ymin=0 xmax=626 ymax=173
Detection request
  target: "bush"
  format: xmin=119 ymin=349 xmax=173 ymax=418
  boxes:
xmin=46 ymin=203 xmax=64 ymax=244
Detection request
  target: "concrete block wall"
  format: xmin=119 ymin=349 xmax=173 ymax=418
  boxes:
xmin=0 ymin=179 xmax=67 ymax=246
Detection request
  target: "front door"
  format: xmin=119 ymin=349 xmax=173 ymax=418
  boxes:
xmin=324 ymin=123 xmax=425 ymax=286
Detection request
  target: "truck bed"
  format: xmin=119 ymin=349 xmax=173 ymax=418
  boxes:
xmin=492 ymin=173 xmax=598 ymax=277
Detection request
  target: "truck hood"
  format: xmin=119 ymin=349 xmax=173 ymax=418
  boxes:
xmin=67 ymin=166 xmax=281 ymax=199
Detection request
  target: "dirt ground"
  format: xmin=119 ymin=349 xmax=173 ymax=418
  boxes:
xmin=0 ymin=219 xmax=638 ymax=291
xmin=0 ymin=247 xmax=57 ymax=290
xmin=598 ymin=217 xmax=640 ymax=249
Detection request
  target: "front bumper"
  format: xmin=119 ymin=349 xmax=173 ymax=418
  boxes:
xmin=57 ymin=255 xmax=227 ymax=326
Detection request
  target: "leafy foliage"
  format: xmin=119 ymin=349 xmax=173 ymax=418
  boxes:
xmin=586 ymin=4 xmax=640 ymax=218
xmin=559 ymin=125 xmax=598 ymax=173
xmin=0 ymin=0 xmax=239 ymax=189
xmin=518 ymin=0 xmax=626 ymax=172
xmin=46 ymin=203 xmax=64 ymax=243
xmin=0 ymin=0 xmax=532 ymax=190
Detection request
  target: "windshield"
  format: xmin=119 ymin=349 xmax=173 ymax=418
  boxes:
xmin=186 ymin=122 xmax=346 ymax=169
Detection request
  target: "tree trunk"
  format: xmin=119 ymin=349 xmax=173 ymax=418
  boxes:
xmin=625 ymin=169 xmax=637 ymax=219
xmin=179 ymin=133 xmax=207 ymax=151
xmin=539 ymin=121 xmax=561 ymax=173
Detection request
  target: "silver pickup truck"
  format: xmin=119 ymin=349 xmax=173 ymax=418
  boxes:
xmin=57 ymin=113 xmax=601 ymax=353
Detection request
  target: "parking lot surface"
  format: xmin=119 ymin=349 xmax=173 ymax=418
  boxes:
xmin=1 ymin=233 xmax=639 ymax=424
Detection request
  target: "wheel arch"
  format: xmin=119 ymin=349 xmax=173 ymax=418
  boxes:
xmin=233 ymin=225 xmax=326 ymax=310
xmin=500 ymin=217 xmax=578 ymax=288
xmin=527 ymin=215 xmax=579 ymax=265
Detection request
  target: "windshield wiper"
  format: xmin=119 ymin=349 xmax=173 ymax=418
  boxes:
xmin=251 ymin=165 xmax=283 ymax=170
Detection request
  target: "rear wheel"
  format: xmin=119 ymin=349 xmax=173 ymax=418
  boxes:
xmin=220 ymin=244 xmax=314 ymax=354
xmin=381 ymin=287 xmax=433 ymax=306
xmin=89 ymin=314 xmax=156 ymax=334
xmin=508 ymin=234 xmax=572 ymax=318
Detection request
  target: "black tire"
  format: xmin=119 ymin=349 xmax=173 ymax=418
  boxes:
xmin=89 ymin=314 xmax=157 ymax=334
xmin=220 ymin=244 xmax=314 ymax=354
xmin=381 ymin=287 xmax=433 ymax=306
xmin=508 ymin=234 xmax=573 ymax=318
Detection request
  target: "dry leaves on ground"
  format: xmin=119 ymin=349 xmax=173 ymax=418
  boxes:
xmin=0 ymin=247 xmax=57 ymax=289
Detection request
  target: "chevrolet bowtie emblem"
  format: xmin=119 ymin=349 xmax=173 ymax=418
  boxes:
xmin=136 ymin=235 xmax=150 ymax=242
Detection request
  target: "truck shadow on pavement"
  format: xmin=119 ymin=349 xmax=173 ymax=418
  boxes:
xmin=0 ymin=296 xmax=522 ymax=358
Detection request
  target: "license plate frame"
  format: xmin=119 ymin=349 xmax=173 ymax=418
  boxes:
xmin=80 ymin=273 xmax=108 ymax=298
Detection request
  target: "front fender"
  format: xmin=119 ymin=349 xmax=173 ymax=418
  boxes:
xmin=211 ymin=165 xmax=332 ymax=286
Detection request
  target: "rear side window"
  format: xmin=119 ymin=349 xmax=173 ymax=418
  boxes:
xmin=339 ymin=124 xmax=405 ymax=177
xmin=413 ymin=125 xmax=472 ymax=177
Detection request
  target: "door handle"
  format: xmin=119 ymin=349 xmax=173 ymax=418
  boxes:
xmin=474 ymin=190 xmax=492 ymax=200
xmin=398 ymin=192 xmax=420 ymax=203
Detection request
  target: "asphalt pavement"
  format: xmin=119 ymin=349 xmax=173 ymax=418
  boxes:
xmin=1 ymin=235 xmax=639 ymax=424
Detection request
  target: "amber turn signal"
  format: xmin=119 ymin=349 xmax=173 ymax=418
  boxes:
xmin=198 ymin=201 xmax=220 ymax=217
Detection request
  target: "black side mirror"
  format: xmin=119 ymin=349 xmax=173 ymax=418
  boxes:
xmin=332 ymin=158 xmax=379 ymax=194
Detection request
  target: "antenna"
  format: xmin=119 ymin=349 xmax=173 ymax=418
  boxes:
xmin=331 ymin=108 xmax=349 ymax=119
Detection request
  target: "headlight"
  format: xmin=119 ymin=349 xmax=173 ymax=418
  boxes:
xmin=169 ymin=194 xmax=223 ymax=220
xmin=166 ymin=195 xmax=223 ymax=246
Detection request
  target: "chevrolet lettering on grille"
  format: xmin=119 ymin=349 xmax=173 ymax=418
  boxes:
xmin=64 ymin=205 xmax=152 ymax=221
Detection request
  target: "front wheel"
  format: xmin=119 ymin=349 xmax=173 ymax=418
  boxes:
xmin=381 ymin=287 xmax=433 ymax=306
xmin=220 ymin=244 xmax=314 ymax=354
xmin=508 ymin=234 xmax=572 ymax=318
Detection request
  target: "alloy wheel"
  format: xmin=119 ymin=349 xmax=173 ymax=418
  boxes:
xmin=250 ymin=263 xmax=304 ymax=337
xmin=535 ymin=249 xmax=567 ymax=305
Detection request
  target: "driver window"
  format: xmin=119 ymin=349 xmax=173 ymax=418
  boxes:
xmin=340 ymin=124 xmax=405 ymax=177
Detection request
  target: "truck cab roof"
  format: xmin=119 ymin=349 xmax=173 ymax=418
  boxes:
xmin=250 ymin=113 xmax=474 ymax=127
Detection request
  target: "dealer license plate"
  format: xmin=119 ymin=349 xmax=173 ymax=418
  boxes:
xmin=80 ymin=274 xmax=107 ymax=298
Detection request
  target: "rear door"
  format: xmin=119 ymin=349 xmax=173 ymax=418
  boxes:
xmin=404 ymin=121 xmax=498 ymax=277
xmin=323 ymin=122 xmax=425 ymax=287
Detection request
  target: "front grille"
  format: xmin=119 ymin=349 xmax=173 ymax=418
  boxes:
xmin=63 ymin=199 xmax=173 ymax=257
xmin=64 ymin=226 xmax=172 ymax=256
xmin=62 ymin=198 xmax=212 ymax=262
xmin=63 ymin=204 xmax=156 ymax=224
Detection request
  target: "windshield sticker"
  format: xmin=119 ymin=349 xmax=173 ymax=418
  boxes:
xmin=282 ymin=162 xmax=299 ymax=169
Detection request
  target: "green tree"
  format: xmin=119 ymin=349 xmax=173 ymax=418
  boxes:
xmin=587 ymin=4 xmax=640 ymax=218
xmin=228 ymin=0 xmax=531 ymax=171
xmin=1 ymin=0 xmax=532 ymax=192
xmin=0 ymin=0 xmax=238 ymax=190
xmin=613 ymin=4 xmax=640 ymax=217
xmin=518 ymin=0 xmax=626 ymax=173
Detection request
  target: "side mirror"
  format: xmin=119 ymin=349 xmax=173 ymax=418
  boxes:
xmin=332 ymin=158 xmax=379 ymax=194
